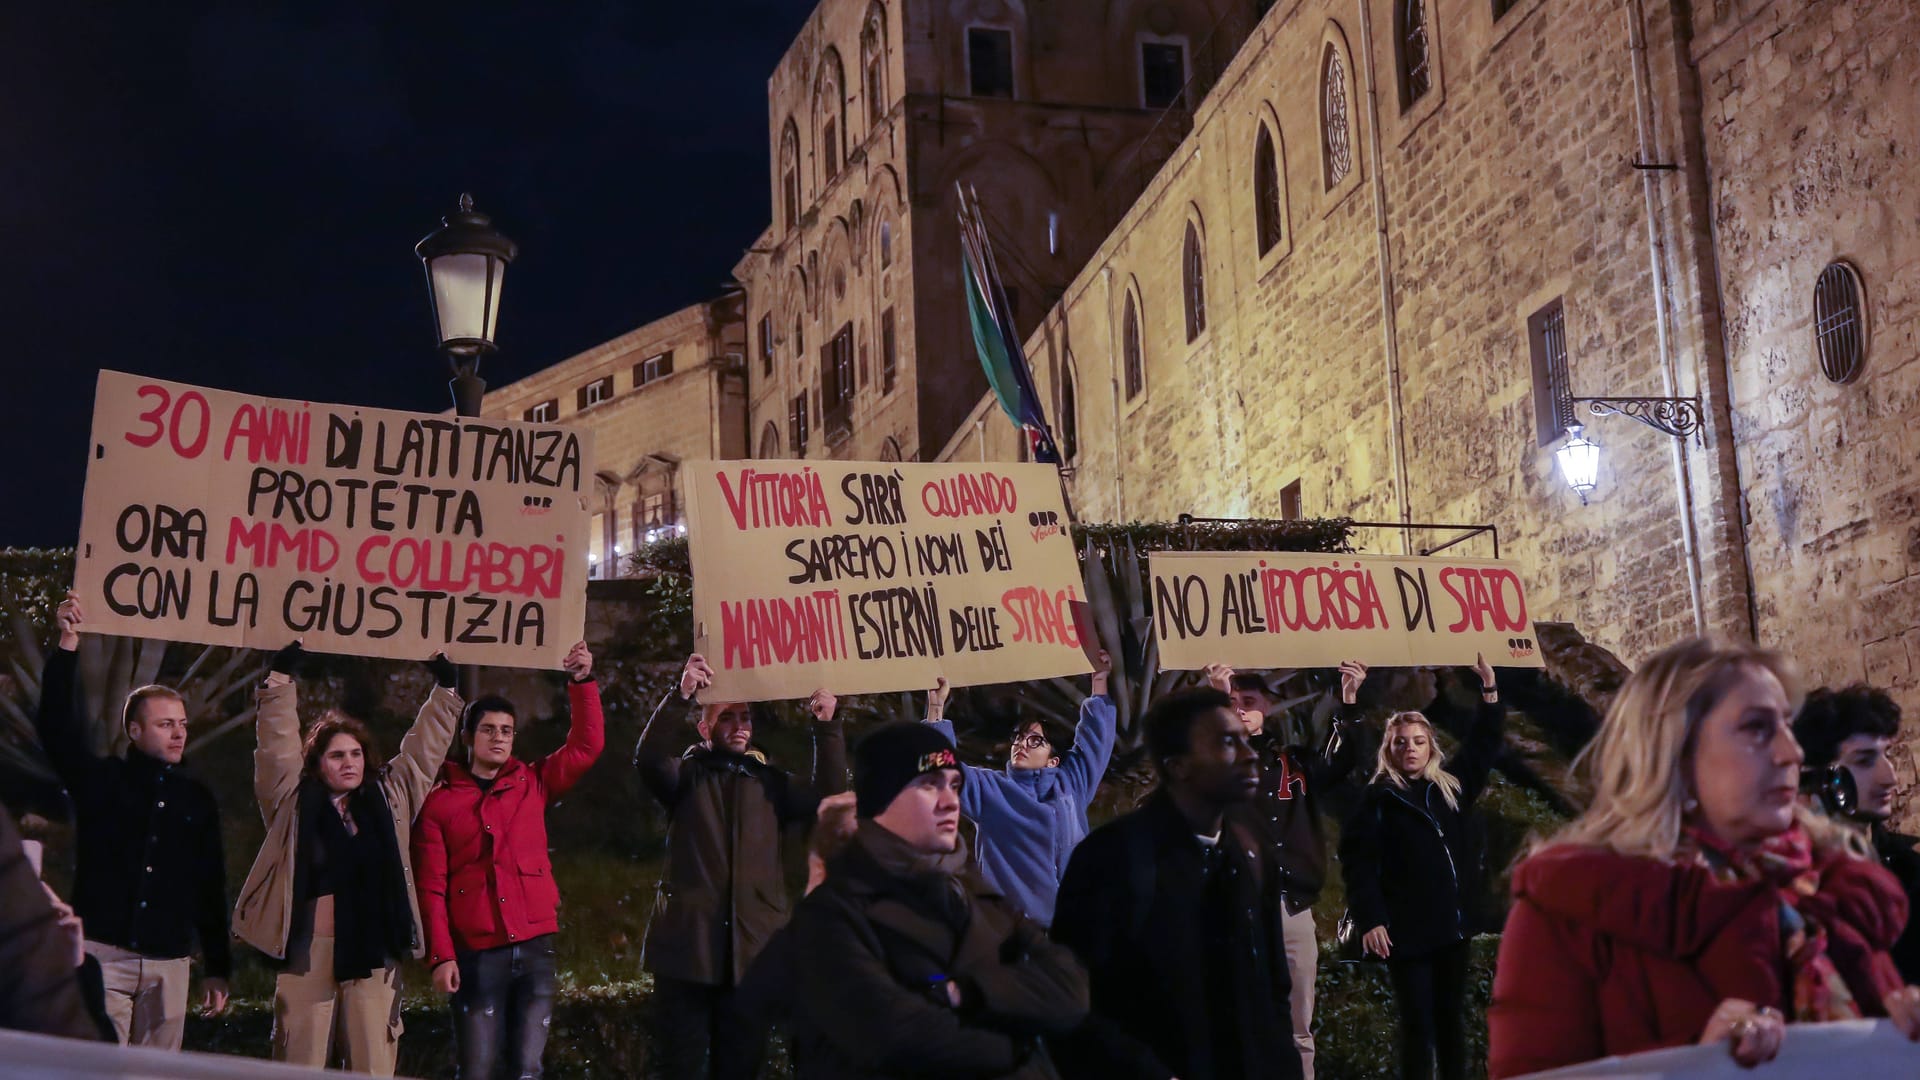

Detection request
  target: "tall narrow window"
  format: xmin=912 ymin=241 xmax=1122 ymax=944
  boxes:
xmin=789 ymin=393 xmax=810 ymax=455
xmin=1254 ymin=125 xmax=1284 ymax=256
xmin=1183 ymin=223 xmax=1207 ymax=342
xmin=793 ymin=314 xmax=804 ymax=357
xmin=1321 ymin=45 xmax=1353 ymax=189
xmin=881 ymin=307 xmax=898 ymax=392
xmin=759 ymin=421 xmax=781 ymax=458
xmin=863 ymin=7 xmax=888 ymax=126
xmin=1528 ymin=297 xmax=1573 ymax=446
xmin=867 ymin=55 xmax=885 ymax=124
xmin=780 ymin=120 xmax=801 ymax=229
xmin=1060 ymin=367 xmax=1079 ymax=463
xmin=1140 ymin=40 xmax=1187 ymax=109
xmin=822 ymin=323 xmax=856 ymax=439
xmin=1123 ymin=295 xmax=1144 ymax=400
xmin=968 ymin=28 xmax=1014 ymax=98
xmin=822 ymin=118 xmax=839 ymax=179
xmin=758 ymin=313 xmax=774 ymax=376
xmin=1395 ymin=0 xmax=1431 ymax=110
xmin=879 ymin=220 xmax=893 ymax=268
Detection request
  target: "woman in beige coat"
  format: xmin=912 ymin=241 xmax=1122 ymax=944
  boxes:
xmin=233 ymin=643 xmax=462 ymax=1075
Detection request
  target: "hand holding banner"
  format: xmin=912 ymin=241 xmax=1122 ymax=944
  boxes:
xmin=683 ymin=460 xmax=1093 ymax=701
xmin=1150 ymin=551 xmax=1545 ymax=670
xmin=72 ymin=371 xmax=592 ymax=667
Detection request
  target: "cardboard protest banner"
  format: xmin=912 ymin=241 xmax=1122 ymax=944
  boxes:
xmin=1150 ymin=551 xmax=1545 ymax=670
xmin=73 ymin=370 xmax=592 ymax=668
xmin=684 ymin=460 xmax=1094 ymax=701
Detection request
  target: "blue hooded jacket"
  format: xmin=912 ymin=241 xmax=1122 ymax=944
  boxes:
xmin=926 ymin=694 xmax=1116 ymax=925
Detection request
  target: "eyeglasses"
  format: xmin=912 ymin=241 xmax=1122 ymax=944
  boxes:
xmin=1010 ymin=732 xmax=1051 ymax=751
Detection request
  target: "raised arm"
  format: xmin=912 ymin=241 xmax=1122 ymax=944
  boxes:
xmin=252 ymin=643 xmax=309 ymax=814
xmin=635 ymin=654 xmax=709 ymax=807
xmin=922 ymin=677 xmax=1005 ymax=820
xmin=33 ymin=595 xmax=97 ymax=786
xmin=1303 ymin=660 xmax=1369 ymax=789
xmin=1056 ymin=653 xmax=1116 ymax=805
xmin=1453 ymin=655 xmax=1506 ymax=809
xmin=384 ymin=654 xmax=464 ymax=819
xmin=536 ymin=641 xmax=605 ymax=800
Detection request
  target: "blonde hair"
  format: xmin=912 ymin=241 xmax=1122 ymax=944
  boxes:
xmin=1372 ymin=711 xmax=1464 ymax=812
xmin=1535 ymin=637 xmax=1862 ymax=860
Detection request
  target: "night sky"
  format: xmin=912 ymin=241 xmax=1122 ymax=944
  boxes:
xmin=0 ymin=2 xmax=811 ymax=547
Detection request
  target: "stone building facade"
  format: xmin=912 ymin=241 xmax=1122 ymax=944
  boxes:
xmin=476 ymin=295 xmax=748 ymax=578
xmin=938 ymin=0 xmax=1920 ymax=732
xmin=1691 ymin=0 xmax=1920 ymax=719
xmin=733 ymin=0 xmax=1266 ymax=466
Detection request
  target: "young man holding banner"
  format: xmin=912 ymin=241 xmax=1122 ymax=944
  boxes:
xmin=635 ymin=652 xmax=849 ymax=1079
xmin=920 ymin=651 xmax=1113 ymax=926
xmin=413 ymin=641 xmax=604 ymax=1080
xmin=34 ymin=594 xmax=231 ymax=1049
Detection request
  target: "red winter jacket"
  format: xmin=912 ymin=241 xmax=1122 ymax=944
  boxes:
xmin=1488 ymin=843 xmax=1909 ymax=1079
xmin=413 ymin=679 xmax=605 ymax=967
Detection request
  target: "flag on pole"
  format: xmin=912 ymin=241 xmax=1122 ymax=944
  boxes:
xmin=957 ymin=183 xmax=1061 ymax=466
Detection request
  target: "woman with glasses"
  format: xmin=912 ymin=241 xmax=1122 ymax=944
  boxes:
xmin=920 ymin=651 xmax=1113 ymax=927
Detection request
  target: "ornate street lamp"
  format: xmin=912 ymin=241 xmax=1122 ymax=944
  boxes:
xmin=1554 ymin=424 xmax=1602 ymax=505
xmin=416 ymin=193 xmax=518 ymax=417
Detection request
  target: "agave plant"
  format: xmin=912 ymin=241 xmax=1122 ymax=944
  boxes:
xmin=1 ymin=609 xmax=266 ymax=813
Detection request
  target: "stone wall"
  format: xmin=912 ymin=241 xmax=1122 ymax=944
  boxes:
xmin=1692 ymin=0 xmax=1920 ymax=782
xmin=952 ymin=0 xmax=1765 ymax=671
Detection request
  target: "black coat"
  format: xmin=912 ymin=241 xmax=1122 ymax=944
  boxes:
xmin=1246 ymin=710 xmax=1364 ymax=912
xmin=784 ymin=837 xmax=1088 ymax=1079
xmin=0 ymin=808 xmax=100 ymax=1040
xmin=1338 ymin=698 xmax=1503 ymax=960
xmin=1874 ymin=826 xmax=1920 ymax=984
xmin=33 ymin=649 xmax=231 ymax=975
xmin=1050 ymin=790 xmax=1303 ymax=1080
xmin=635 ymin=702 xmax=847 ymax=987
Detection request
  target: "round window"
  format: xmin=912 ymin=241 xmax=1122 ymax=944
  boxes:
xmin=1813 ymin=260 xmax=1868 ymax=384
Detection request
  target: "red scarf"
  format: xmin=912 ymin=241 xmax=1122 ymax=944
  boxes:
xmin=1684 ymin=825 xmax=1864 ymax=1022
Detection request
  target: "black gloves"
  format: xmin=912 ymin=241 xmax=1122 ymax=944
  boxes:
xmin=269 ymin=641 xmax=306 ymax=676
xmin=426 ymin=653 xmax=459 ymax=690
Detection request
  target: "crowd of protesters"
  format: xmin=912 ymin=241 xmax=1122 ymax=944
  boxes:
xmin=7 ymin=589 xmax=1920 ymax=1080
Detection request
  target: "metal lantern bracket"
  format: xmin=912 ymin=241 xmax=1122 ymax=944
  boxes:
xmin=1569 ymin=395 xmax=1705 ymax=444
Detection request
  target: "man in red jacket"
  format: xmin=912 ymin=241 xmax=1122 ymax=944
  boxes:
xmin=413 ymin=640 xmax=604 ymax=1080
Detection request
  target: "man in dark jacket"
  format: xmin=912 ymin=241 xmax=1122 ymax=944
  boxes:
xmin=34 ymin=594 xmax=229 ymax=1048
xmin=1052 ymin=688 xmax=1303 ymax=1080
xmin=785 ymin=722 xmax=1089 ymax=1079
xmin=1208 ymin=662 xmax=1367 ymax=1080
xmin=636 ymin=653 xmax=849 ymax=1079
xmin=0 ymin=808 xmax=100 ymax=1040
xmin=1794 ymin=682 xmax=1920 ymax=982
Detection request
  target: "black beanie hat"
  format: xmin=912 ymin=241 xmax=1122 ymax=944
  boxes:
xmin=854 ymin=722 xmax=961 ymax=818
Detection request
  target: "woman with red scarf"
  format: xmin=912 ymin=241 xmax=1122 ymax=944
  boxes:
xmin=1489 ymin=638 xmax=1920 ymax=1077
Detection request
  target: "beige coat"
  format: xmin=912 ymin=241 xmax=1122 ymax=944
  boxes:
xmin=232 ymin=676 xmax=462 ymax=960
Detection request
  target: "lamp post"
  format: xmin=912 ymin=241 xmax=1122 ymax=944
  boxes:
xmin=417 ymin=193 xmax=517 ymax=700
xmin=1553 ymin=392 xmax=1703 ymax=502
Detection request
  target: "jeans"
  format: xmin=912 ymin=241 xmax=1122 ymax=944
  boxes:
xmin=1386 ymin=939 xmax=1471 ymax=1080
xmin=454 ymin=936 xmax=558 ymax=1080
xmin=651 ymin=975 xmax=768 ymax=1080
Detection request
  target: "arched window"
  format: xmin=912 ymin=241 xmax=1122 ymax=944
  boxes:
xmin=1182 ymin=222 xmax=1207 ymax=342
xmin=1321 ymin=45 xmax=1353 ymax=190
xmin=1059 ymin=366 xmax=1079 ymax=463
xmin=880 ymin=436 xmax=903 ymax=462
xmin=816 ymin=50 xmax=846 ymax=182
xmin=780 ymin=119 xmax=801 ymax=229
xmin=1395 ymin=0 xmax=1431 ymax=109
xmin=879 ymin=219 xmax=893 ymax=268
xmin=1254 ymin=124 xmax=1284 ymax=256
xmin=862 ymin=4 xmax=888 ymax=128
xmin=759 ymin=421 xmax=781 ymax=459
xmin=1123 ymin=293 xmax=1144 ymax=400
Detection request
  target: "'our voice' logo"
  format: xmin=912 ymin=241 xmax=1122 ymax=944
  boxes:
xmin=1028 ymin=510 xmax=1062 ymax=542
xmin=1507 ymin=636 xmax=1536 ymax=660
xmin=522 ymin=495 xmax=555 ymax=516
